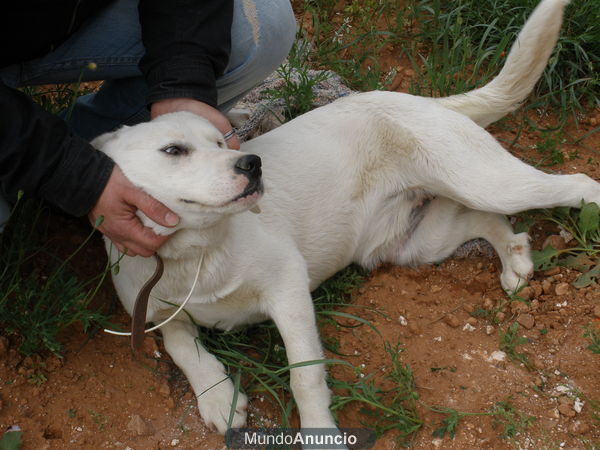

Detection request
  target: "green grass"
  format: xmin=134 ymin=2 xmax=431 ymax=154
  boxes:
xmin=430 ymin=399 xmax=534 ymax=440
xmin=518 ymin=202 xmax=600 ymax=287
xmin=499 ymin=322 xmax=532 ymax=369
xmin=584 ymin=325 xmax=600 ymax=354
xmin=299 ymin=0 xmax=599 ymax=128
xmin=0 ymin=199 xmax=114 ymax=355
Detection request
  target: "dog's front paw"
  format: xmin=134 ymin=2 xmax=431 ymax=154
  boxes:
xmin=197 ymin=380 xmax=248 ymax=434
xmin=501 ymin=233 xmax=534 ymax=293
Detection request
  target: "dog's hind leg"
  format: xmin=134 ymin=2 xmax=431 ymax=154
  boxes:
xmin=390 ymin=197 xmax=533 ymax=292
xmin=409 ymin=129 xmax=600 ymax=215
xmin=160 ymin=320 xmax=248 ymax=433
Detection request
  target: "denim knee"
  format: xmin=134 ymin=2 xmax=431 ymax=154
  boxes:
xmin=217 ymin=0 xmax=297 ymax=109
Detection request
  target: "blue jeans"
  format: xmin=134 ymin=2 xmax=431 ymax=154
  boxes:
xmin=0 ymin=0 xmax=296 ymax=231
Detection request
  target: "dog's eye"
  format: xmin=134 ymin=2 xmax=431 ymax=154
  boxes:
xmin=161 ymin=145 xmax=188 ymax=156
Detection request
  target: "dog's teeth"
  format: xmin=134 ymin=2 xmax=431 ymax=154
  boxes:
xmin=250 ymin=205 xmax=261 ymax=214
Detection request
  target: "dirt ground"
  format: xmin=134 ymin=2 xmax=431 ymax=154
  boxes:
xmin=1 ymin=8 xmax=600 ymax=450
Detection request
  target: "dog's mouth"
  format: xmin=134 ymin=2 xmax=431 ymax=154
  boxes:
xmin=178 ymin=179 xmax=263 ymax=208
xmin=232 ymin=178 xmax=264 ymax=202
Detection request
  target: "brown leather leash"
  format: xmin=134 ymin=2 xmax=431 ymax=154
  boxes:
xmin=130 ymin=253 xmax=164 ymax=352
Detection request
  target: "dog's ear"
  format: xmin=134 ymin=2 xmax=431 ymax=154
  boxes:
xmin=90 ymin=125 xmax=130 ymax=151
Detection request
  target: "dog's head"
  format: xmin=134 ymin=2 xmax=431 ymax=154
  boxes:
xmin=92 ymin=112 xmax=263 ymax=233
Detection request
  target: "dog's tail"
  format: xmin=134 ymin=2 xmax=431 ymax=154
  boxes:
xmin=433 ymin=0 xmax=570 ymax=128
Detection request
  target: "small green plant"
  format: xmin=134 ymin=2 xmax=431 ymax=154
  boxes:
xmin=88 ymin=409 xmax=108 ymax=431
xmin=330 ymin=342 xmax=422 ymax=442
xmin=535 ymin=132 xmax=565 ymax=166
xmin=0 ymin=427 xmax=22 ymax=450
xmin=430 ymin=406 xmax=488 ymax=439
xmin=266 ymin=39 xmax=330 ymax=121
xmin=0 ymin=199 xmax=115 ymax=355
xmin=524 ymin=202 xmax=599 ymax=287
xmin=584 ymin=324 xmax=600 ymax=354
xmin=489 ymin=400 xmax=535 ymax=438
xmin=499 ymin=323 xmax=532 ymax=369
xmin=430 ymin=399 xmax=533 ymax=439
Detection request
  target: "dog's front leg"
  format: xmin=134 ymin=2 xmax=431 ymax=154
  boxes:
xmin=267 ymin=287 xmax=337 ymax=429
xmin=160 ymin=319 xmax=248 ymax=433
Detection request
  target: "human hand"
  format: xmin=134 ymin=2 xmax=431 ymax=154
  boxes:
xmin=151 ymin=98 xmax=240 ymax=149
xmin=89 ymin=165 xmax=179 ymax=257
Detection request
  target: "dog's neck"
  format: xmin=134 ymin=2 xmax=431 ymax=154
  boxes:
xmin=156 ymin=219 xmax=232 ymax=261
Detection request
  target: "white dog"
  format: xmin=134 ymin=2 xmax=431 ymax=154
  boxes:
xmin=93 ymin=0 xmax=598 ymax=435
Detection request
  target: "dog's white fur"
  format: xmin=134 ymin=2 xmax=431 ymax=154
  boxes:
xmin=93 ymin=0 xmax=598 ymax=434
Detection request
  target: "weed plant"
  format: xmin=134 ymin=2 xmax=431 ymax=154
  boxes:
xmin=518 ymin=201 xmax=600 ymax=287
xmin=499 ymin=322 xmax=532 ymax=369
xmin=0 ymin=199 xmax=114 ymax=355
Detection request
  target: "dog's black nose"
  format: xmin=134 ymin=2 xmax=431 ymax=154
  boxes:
xmin=234 ymin=154 xmax=262 ymax=179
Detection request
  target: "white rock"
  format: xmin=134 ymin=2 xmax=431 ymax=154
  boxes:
xmin=433 ymin=336 xmax=442 ymax=342
xmin=489 ymin=351 xmax=507 ymax=362
xmin=398 ymin=315 xmax=408 ymax=326
xmin=462 ymin=323 xmax=476 ymax=332
xmin=574 ymin=398 xmax=584 ymax=413
xmin=170 ymin=439 xmax=180 ymax=446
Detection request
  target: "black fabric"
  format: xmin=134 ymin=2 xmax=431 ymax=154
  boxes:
xmin=1 ymin=0 xmax=113 ymax=68
xmin=0 ymin=0 xmax=233 ymax=216
xmin=139 ymin=0 xmax=234 ymax=107
xmin=0 ymin=81 xmax=114 ymax=217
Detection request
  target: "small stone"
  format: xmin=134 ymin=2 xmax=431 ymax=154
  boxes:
xmin=555 ymin=282 xmax=570 ymax=296
xmin=483 ymin=298 xmax=494 ymax=310
xmin=530 ymin=299 xmax=540 ymax=310
xmin=593 ymin=304 xmax=600 ymax=319
xmin=463 ymin=304 xmax=475 ymax=314
xmin=542 ymin=279 xmax=553 ymax=295
xmin=489 ymin=351 xmax=507 ymax=362
xmin=466 ymin=317 xmax=477 ymax=326
xmin=430 ymin=285 xmax=442 ymax=293
xmin=530 ymin=282 xmax=543 ymax=298
xmin=398 ymin=315 xmax=408 ymax=326
xmin=408 ymin=321 xmax=421 ymax=335
xmin=165 ymin=397 xmax=176 ymax=410
xmin=171 ymin=439 xmax=180 ymax=447
xmin=542 ymin=235 xmax=567 ymax=251
xmin=444 ymin=314 xmax=460 ymax=328
xmin=485 ymin=325 xmax=495 ymax=335
xmin=463 ymin=323 xmax=476 ymax=332
xmin=495 ymin=312 xmax=505 ymax=322
xmin=158 ymin=381 xmax=171 ymax=398
xmin=517 ymin=313 xmax=535 ymax=329
xmin=558 ymin=396 xmax=572 ymax=406
xmin=557 ymin=403 xmax=576 ymax=417
xmin=544 ymin=267 xmax=561 ymax=277
xmin=511 ymin=301 xmax=530 ymax=314
xmin=518 ymin=286 xmax=534 ymax=300
xmin=127 ymin=414 xmax=154 ymax=436
xmin=568 ymin=421 xmax=590 ymax=435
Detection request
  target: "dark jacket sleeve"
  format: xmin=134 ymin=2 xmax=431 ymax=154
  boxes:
xmin=138 ymin=0 xmax=234 ymax=107
xmin=0 ymin=81 xmax=114 ymax=217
